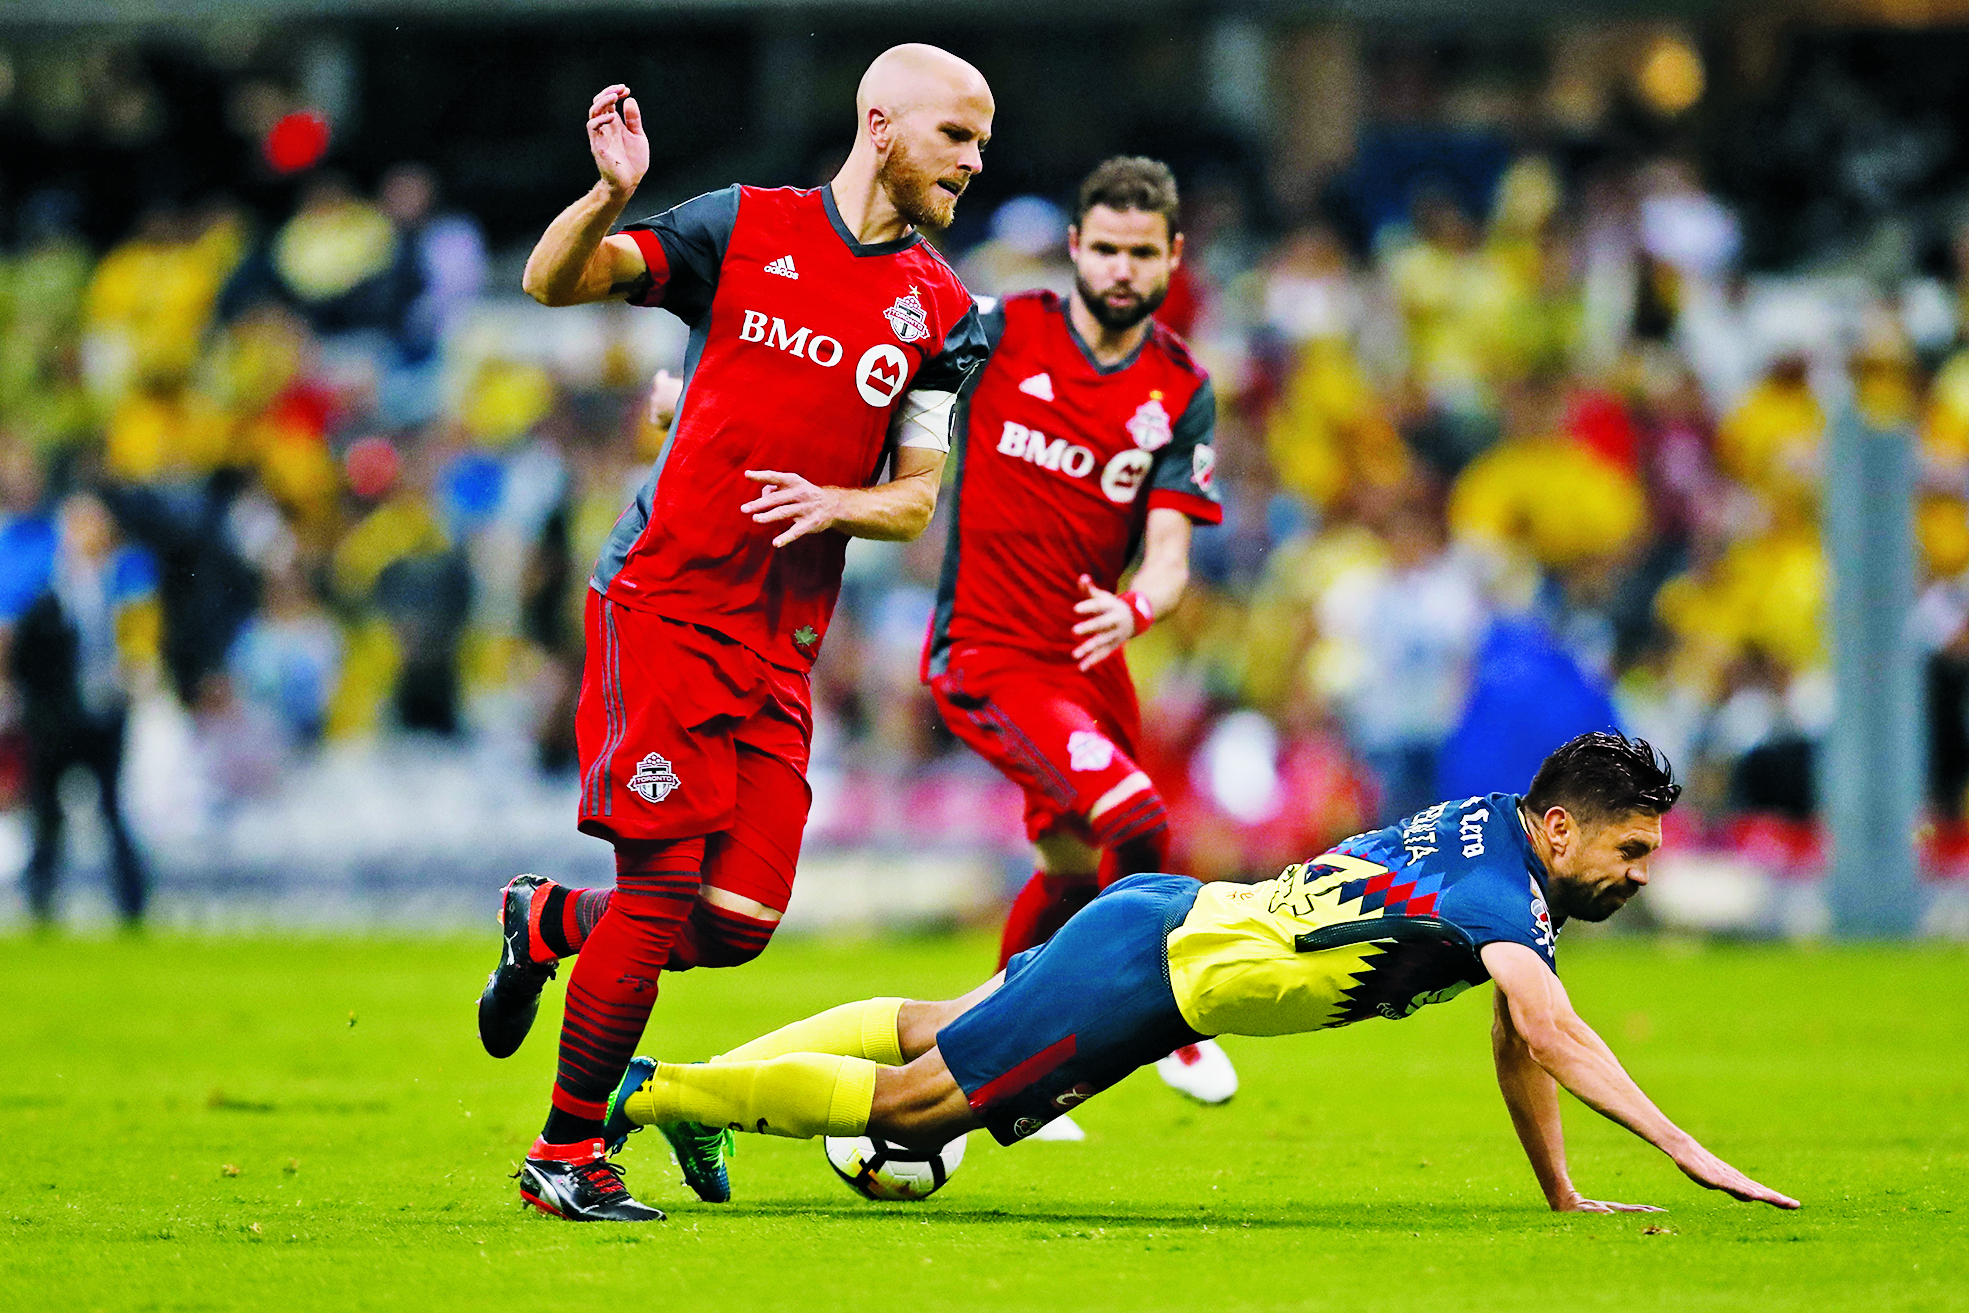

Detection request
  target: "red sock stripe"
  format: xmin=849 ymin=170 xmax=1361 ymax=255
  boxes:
xmin=549 ymin=1084 xmax=610 ymax=1121
xmin=552 ymin=835 xmax=705 ymax=1107
xmin=1093 ymin=793 xmax=1167 ymax=847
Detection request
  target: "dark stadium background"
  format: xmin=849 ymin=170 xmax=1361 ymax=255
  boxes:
xmin=0 ymin=0 xmax=1965 ymax=940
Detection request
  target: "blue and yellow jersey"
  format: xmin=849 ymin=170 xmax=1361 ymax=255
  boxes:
xmin=1166 ymin=793 xmax=1557 ymax=1037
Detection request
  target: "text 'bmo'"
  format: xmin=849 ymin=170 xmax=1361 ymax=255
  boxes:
xmin=998 ymin=421 xmax=1152 ymax=504
xmin=739 ymin=310 xmax=845 ymax=367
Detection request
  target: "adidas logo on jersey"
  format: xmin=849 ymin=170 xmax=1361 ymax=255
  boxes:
xmin=1018 ymin=373 xmax=1054 ymax=402
xmin=764 ymin=255 xmax=798 ymax=279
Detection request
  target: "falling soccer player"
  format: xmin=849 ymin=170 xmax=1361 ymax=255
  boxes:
xmin=923 ymin=158 xmax=1235 ymax=1131
xmin=475 ymin=44 xmax=994 ymax=1222
xmin=605 ymin=733 xmax=1801 ymax=1216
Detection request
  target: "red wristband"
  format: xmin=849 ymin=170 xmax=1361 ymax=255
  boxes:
xmin=1120 ymin=590 xmax=1154 ymax=635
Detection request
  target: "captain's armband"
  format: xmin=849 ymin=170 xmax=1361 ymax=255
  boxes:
xmin=893 ymin=388 xmax=956 ymax=453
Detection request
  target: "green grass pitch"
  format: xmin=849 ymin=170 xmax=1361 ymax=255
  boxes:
xmin=1 ymin=929 xmax=1963 ymax=1311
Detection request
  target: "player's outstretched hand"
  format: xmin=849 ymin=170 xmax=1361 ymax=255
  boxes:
xmin=647 ymin=369 xmax=682 ymax=430
xmin=1554 ymin=1194 xmax=1665 ymax=1214
xmin=1673 ymin=1144 xmax=1801 ymax=1210
xmin=1071 ymin=574 xmax=1134 ymax=672
xmin=743 ymin=470 xmax=843 ymax=548
xmin=587 ymin=84 xmax=650 ymax=197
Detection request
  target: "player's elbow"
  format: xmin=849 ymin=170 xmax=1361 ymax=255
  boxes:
xmin=523 ymin=272 xmax=571 ymax=307
xmin=521 ymin=252 xmax=576 ymax=307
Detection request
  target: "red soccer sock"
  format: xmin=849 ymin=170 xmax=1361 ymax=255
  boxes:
xmin=997 ymin=870 xmax=1098 ymax=970
xmin=547 ymin=836 xmax=705 ymax=1133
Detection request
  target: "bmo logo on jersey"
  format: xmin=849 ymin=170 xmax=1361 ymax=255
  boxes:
xmin=999 ymin=421 xmax=1152 ymax=504
xmin=739 ymin=310 xmax=845 ymax=366
xmin=737 ymin=311 xmax=912 ymax=409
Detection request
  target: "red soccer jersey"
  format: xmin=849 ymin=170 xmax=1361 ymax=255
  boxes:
xmin=595 ymin=185 xmax=987 ymax=671
xmin=923 ymin=290 xmax=1222 ymax=675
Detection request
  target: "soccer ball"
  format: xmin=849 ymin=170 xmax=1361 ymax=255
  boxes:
xmin=823 ymin=1134 xmax=966 ymax=1201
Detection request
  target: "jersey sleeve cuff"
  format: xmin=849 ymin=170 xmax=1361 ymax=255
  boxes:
xmin=620 ymin=227 xmax=671 ymax=307
xmin=1147 ymin=489 xmax=1223 ymax=525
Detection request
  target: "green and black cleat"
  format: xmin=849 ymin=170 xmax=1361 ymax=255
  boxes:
xmin=477 ymin=874 xmax=558 ymax=1058
xmin=605 ymin=1056 xmax=735 ymax=1203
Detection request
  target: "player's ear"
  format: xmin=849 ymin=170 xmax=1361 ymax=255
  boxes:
xmin=867 ymin=106 xmax=894 ymax=153
xmin=1168 ymin=230 xmax=1185 ymax=268
xmin=1066 ymin=224 xmax=1081 ymax=259
xmin=1544 ymin=805 xmax=1573 ymax=856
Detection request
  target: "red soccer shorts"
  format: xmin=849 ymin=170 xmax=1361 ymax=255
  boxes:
xmin=576 ymin=591 xmax=812 ymax=910
xmin=929 ymin=644 xmax=1152 ymax=845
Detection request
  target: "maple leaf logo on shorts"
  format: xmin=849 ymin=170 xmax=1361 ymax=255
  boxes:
xmin=628 ymin=751 xmax=680 ymax=803
xmin=793 ymin=625 xmax=819 ymax=649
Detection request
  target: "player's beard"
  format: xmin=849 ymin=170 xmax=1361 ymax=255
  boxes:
xmin=1554 ymin=878 xmax=1634 ymax=923
xmin=1075 ymin=272 xmax=1169 ymax=332
xmin=880 ymin=135 xmax=964 ymax=231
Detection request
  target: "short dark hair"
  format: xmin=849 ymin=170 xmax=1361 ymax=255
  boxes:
xmin=1074 ymin=156 xmax=1181 ymax=240
xmin=1524 ymin=732 xmax=1681 ymax=822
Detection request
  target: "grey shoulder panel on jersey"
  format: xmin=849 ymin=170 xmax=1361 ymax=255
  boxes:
xmin=916 ymin=302 xmax=994 ymax=396
xmin=619 ymin=183 xmax=741 ymax=325
xmin=1149 ymin=377 xmax=1220 ymax=498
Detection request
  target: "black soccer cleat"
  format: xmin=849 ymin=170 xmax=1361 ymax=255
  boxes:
xmin=516 ymin=1141 xmax=665 ymax=1222
xmin=477 ymin=874 xmax=558 ymax=1059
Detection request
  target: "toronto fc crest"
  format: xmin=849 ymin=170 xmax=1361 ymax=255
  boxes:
xmin=628 ymin=751 xmax=680 ymax=804
xmin=884 ymin=288 xmax=930 ymax=344
xmin=1127 ymin=393 xmax=1173 ymax=451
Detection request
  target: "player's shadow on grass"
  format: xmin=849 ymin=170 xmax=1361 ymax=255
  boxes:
xmin=723 ymin=1202 xmax=1481 ymax=1229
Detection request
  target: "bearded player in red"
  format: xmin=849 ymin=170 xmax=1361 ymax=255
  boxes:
xmin=923 ymin=157 xmax=1236 ymax=1136
xmin=474 ymin=45 xmax=993 ymax=1222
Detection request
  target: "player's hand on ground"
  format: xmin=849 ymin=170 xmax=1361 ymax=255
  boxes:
xmin=1673 ymin=1144 xmax=1801 ymax=1209
xmin=1071 ymin=574 xmax=1134 ymax=671
xmin=1552 ymin=1193 xmax=1665 ymax=1214
xmin=647 ymin=369 xmax=682 ymax=430
xmin=743 ymin=470 xmax=843 ymax=548
xmin=587 ymin=85 xmax=649 ymax=197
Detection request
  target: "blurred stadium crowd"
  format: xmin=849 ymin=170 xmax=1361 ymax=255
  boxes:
xmin=4 ymin=24 xmax=1969 ymax=927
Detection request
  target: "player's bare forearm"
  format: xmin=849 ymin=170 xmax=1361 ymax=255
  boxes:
xmin=1071 ymin=509 xmax=1192 ymax=670
xmin=1128 ymin=507 xmax=1193 ymax=618
xmin=1481 ymin=942 xmax=1799 ymax=1210
xmin=1492 ymin=989 xmax=1577 ymax=1208
xmin=523 ymin=85 xmax=653 ymax=306
xmin=827 ymin=458 xmax=942 ymax=541
xmin=523 ymin=192 xmax=646 ymax=306
xmin=741 ymin=449 xmax=945 ymax=548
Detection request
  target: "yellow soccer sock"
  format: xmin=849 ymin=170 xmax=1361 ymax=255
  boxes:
xmin=623 ymin=1054 xmax=877 ymax=1140
xmin=715 ymin=997 xmax=906 ymax=1066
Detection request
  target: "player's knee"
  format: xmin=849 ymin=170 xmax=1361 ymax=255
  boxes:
xmin=691 ymin=916 xmax=779 ymax=968
xmin=1034 ymin=830 xmax=1101 ymax=878
xmin=687 ymin=890 xmax=782 ymax=968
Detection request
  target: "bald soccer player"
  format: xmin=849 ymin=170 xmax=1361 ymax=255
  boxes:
xmin=478 ymin=45 xmax=994 ymax=1222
